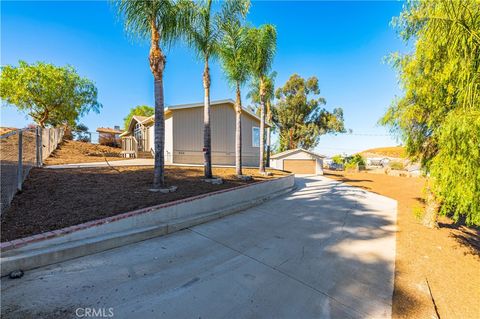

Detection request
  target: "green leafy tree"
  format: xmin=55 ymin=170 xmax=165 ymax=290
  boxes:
xmin=380 ymin=0 xmax=480 ymax=226
xmin=123 ymin=105 xmax=154 ymax=130
xmin=331 ymin=154 xmax=344 ymax=165
xmin=274 ymin=74 xmax=346 ymax=152
xmin=185 ymin=0 xmax=249 ymax=179
xmin=218 ymin=0 xmax=251 ymax=176
xmin=113 ymin=0 xmax=192 ymax=188
xmin=345 ymin=154 xmax=366 ymax=170
xmin=0 ymin=61 xmax=101 ymax=127
xmin=248 ymin=24 xmax=277 ymax=173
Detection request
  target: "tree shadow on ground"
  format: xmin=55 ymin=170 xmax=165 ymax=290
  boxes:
xmin=438 ymin=218 xmax=480 ymax=257
xmin=1 ymin=175 xmax=433 ymax=318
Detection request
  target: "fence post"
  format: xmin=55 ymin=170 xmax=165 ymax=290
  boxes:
xmin=17 ymin=130 xmax=23 ymax=191
xmin=47 ymin=128 xmax=50 ymax=155
xmin=36 ymin=126 xmax=43 ymax=167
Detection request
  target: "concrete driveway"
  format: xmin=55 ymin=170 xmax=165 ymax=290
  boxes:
xmin=1 ymin=176 xmax=397 ymax=319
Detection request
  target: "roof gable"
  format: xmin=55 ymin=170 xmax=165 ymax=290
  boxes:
xmin=271 ymin=148 xmax=326 ymax=159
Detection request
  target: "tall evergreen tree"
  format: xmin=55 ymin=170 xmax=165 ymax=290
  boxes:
xmin=274 ymin=74 xmax=345 ymax=151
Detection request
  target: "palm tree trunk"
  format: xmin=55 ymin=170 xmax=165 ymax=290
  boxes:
xmin=203 ymin=59 xmax=213 ymax=179
xmin=259 ymin=79 xmax=266 ymax=173
xmin=266 ymin=101 xmax=271 ymax=167
xmin=266 ymin=127 xmax=271 ymax=167
xmin=150 ymin=20 xmax=166 ymax=188
xmin=235 ymin=82 xmax=242 ymax=176
xmin=153 ymin=76 xmax=165 ymax=188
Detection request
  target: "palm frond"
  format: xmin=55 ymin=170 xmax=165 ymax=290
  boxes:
xmin=248 ymin=24 xmax=277 ymax=79
xmin=112 ymin=0 xmax=193 ymax=49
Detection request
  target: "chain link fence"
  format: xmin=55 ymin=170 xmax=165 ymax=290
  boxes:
xmin=0 ymin=127 xmax=64 ymax=213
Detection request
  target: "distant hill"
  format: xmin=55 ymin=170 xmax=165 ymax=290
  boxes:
xmin=0 ymin=127 xmax=16 ymax=136
xmin=360 ymin=146 xmax=406 ymax=159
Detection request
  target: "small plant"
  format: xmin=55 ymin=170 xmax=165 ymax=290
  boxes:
xmin=413 ymin=205 xmax=425 ymax=221
xmin=348 ymin=154 xmax=365 ymax=166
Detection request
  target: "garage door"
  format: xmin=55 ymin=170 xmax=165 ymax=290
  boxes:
xmin=284 ymin=159 xmax=316 ymax=174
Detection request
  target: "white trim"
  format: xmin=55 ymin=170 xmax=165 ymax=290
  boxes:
xmin=271 ymin=148 xmax=326 ymax=159
xmin=252 ymin=127 xmax=260 ymax=147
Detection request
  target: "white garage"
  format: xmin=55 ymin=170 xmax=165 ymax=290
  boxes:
xmin=270 ymin=148 xmax=325 ymax=175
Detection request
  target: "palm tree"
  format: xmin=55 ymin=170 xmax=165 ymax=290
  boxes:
xmin=113 ymin=0 xmax=192 ymax=188
xmin=218 ymin=1 xmax=251 ymax=177
xmin=247 ymin=71 xmax=276 ymax=167
xmin=186 ymin=0 xmax=248 ymax=179
xmin=248 ymin=25 xmax=277 ymax=173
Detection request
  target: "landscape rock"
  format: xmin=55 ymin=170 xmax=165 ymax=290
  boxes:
xmin=236 ymin=175 xmax=253 ymax=181
xmin=149 ymin=186 xmax=178 ymax=193
xmin=203 ymin=178 xmax=223 ymax=185
xmin=9 ymin=270 xmax=24 ymax=279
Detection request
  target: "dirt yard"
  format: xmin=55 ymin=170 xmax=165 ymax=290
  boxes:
xmin=325 ymin=170 xmax=480 ymax=319
xmin=1 ymin=166 xmax=288 ymax=242
xmin=360 ymin=146 xmax=406 ymax=158
xmin=44 ymin=140 xmax=123 ymax=165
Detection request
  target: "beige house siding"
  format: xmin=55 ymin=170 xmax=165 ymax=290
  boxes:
xmin=165 ymin=114 xmax=173 ymax=163
xmin=145 ymin=115 xmax=173 ymax=163
xmin=172 ymin=103 xmax=260 ymax=166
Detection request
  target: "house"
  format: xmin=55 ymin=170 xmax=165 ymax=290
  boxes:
xmin=270 ymin=148 xmax=325 ymax=175
xmin=96 ymin=126 xmax=122 ymax=147
xmin=120 ymin=99 xmax=269 ymax=166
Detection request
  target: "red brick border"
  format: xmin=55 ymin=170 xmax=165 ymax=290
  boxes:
xmin=0 ymin=174 xmax=292 ymax=252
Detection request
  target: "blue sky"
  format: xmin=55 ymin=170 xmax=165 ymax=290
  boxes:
xmin=1 ymin=0 xmax=407 ymax=156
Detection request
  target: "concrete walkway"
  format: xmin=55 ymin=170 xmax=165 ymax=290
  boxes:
xmin=45 ymin=158 xmax=154 ymax=169
xmin=1 ymin=176 xmax=397 ymax=319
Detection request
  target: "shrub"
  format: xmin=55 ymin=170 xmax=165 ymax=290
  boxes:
xmin=389 ymin=161 xmax=404 ymax=170
xmin=348 ymin=154 xmax=365 ymax=166
xmin=332 ymin=154 xmax=344 ymax=165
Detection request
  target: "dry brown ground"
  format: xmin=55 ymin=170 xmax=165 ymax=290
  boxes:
xmin=1 ymin=166 xmax=288 ymax=242
xmin=325 ymin=170 xmax=480 ymax=319
xmin=360 ymin=146 xmax=406 ymax=158
xmin=44 ymin=140 xmax=123 ymax=165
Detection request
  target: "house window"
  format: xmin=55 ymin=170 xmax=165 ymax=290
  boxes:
xmin=134 ymin=123 xmax=142 ymax=140
xmin=252 ymin=127 xmax=260 ymax=147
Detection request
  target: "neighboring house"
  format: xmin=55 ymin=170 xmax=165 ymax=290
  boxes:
xmin=366 ymin=157 xmax=390 ymax=167
xmin=270 ymin=148 xmax=325 ymax=175
xmin=120 ymin=99 xmax=269 ymax=166
xmin=96 ymin=126 xmax=122 ymax=147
